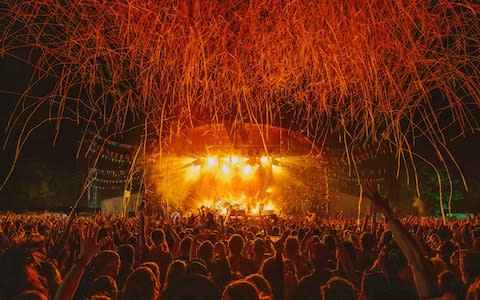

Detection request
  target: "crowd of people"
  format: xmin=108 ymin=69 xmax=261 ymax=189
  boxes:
xmin=1 ymin=182 xmax=480 ymax=300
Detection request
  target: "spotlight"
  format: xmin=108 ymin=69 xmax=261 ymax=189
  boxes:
xmin=260 ymin=156 xmax=270 ymax=166
xmin=207 ymin=156 xmax=218 ymax=168
xmin=230 ymin=156 xmax=240 ymax=165
xmin=221 ymin=164 xmax=230 ymax=174
xmin=242 ymin=165 xmax=253 ymax=176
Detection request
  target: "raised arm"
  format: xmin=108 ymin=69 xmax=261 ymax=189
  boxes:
xmin=166 ymin=221 xmax=181 ymax=256
xmin=137 ymin=205 xmax=152 ymax=259
xmin=364 ymin=180 xmax=438 ymax=299
xmin=55 ymin=222 xmax=99 ymax=300
xmin=273 ymin=229 xmax=290 ymax=259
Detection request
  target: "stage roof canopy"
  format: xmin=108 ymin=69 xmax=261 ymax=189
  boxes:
xmin=162 ymin=123 xmax=321 ymax=157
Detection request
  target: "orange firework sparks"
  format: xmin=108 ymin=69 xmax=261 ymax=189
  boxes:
xmin=0 ymin=1 xmax=479 ymax=215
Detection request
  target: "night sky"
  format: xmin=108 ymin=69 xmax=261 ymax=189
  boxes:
xmin=0 ymin=52 xmax=79 ymax=209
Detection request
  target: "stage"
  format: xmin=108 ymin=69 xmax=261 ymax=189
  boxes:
xmin=146 ymin=124 xmax=329 ymax=216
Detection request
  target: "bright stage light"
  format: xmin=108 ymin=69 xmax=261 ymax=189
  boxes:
xmin=207 ymin=156 xmax=218 ymax=168
xmin=264 ymin=202 xmax=275 ymax=212
xmin=251 ymin=205 xmax=260 ymax=215
xmin=272 ymin=164 xmax=281 ymax=174
xmin=230 ymin=156 xmax=240 ymax=164
xmin=221 ymin=164 xmax=230 ymax=174
xmin=242 ymin=165 xmax=253 ymax=176
xmin=260 ymin=156 xmax=270 ymax=165
xmin=186 ymin=165 xmax=201 ymax=180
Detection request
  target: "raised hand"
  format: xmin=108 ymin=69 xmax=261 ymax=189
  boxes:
xmin=54 ymin=222 xmax=100 ymax=300
xmin=272 ymin=229 xmax=290 ymax=257
xmin=364 ymin=180 xmax=393 ymax=218
xmin=77 ymin=222 xmax=100 ymax=265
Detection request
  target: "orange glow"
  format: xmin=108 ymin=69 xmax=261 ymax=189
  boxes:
xmin=207 ymin=156 xmax=218 ymax=168
xmin=164 ymin=154 xmax=286 ymax=215
xmin=199 ymin=199 xmax=230 ymax=216
xmin=272 ymin=164 xmax=282 ymax=174
xmin=260 ymin=156 xmax=270 ymax=166
xmin=178 ymin=154 xmax=288 ymax=186
xmin=264 ymin=202 xmax=275 ymax=211
xmin=250 ymin=202 xmax=276 ymax=215
xmin=200 ymin=198 xmax=277 ymax=216
xmin=186 ymin=165 xmax=201 ymax=181
xmin=221 ymin=164 xmax=230 ymax=174
xmin=242 ymin=165 xmax=253 ymax=176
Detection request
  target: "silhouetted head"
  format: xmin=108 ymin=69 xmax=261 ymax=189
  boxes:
xmin=165 ymin=260 xmax=187 ymax=288
xmin=246 ymin=274 xmax=272 ymax=297
xmin=88 ymin=275 xmax=118 ymax=300
xmin=222 ymin=280 xmax=260 ymax=300
xmin=117 ymin=244 xmax=135 ymax=270
xmin=321 ymin=276 xmax=356 ymax=300
xmin=122 ymin=267 xmax=159 ymax=300
xmin=228 ymin=235 xmax=244 ymax=256
xmin=151 ymin=229 xmax=166 ymax=246
xmin=92 ymin=250 xmax=121 ymax=278
xmin=361 ymin=271 xmax=390 ymax=300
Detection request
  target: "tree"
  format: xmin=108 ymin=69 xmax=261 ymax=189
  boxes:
xmin=417 ymin=163 xmax=463 ymax=216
